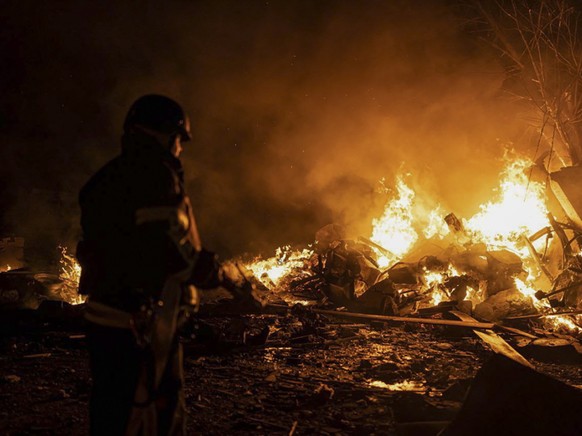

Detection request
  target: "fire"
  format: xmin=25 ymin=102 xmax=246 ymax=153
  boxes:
xmin=515 ymin=277 xmax=582 ymax=335
xmin=465 ymin=158 xmax=550 ymax=255
xmin=424 ymin=206 xmax=450 ymax=239
xmin=422 ymin=269 xmax=447 ymax=305
xmin=514 ymin=278 xmax=543 ymax=308
xmin=369 ymin=156 xmax=549 ymax=265
xmin=242 ymin=151 xmax=580 ymax=335
xmin=370 ymin=176 xmax=419 ymax=268
xmin=547 ymin=315 xmax=582 ymax=334
xmin=1 ymin=264 xmax=11 ymax=272
xmin=57 ymin=246 xmax=85 ymax=305
xmin=369 ymin=177 xmax=452 ymax=268
xmin=369 ymin=157 xmax=545 ymax=276
xmin=423 ymin=270 xmax=445 ymax=287
xmin=430 ymin=288 xmax=448 ymax=306
xmin=465 ymin=285 xmax=485 ymax=306
xmin=245 ymin=246 xmax=313 ymax=290
xmin=422 ymin=265 xmax=467 ymax=306
xmin=363 ymin=153 xmax=581 ymax=334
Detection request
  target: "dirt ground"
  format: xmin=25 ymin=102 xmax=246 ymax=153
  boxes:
xmin=1 ymin=306 xmax=582 ymax=436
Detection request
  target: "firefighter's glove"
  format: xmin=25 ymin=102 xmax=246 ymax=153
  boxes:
xmin=189 ymin=248 xmax=222 ymax=289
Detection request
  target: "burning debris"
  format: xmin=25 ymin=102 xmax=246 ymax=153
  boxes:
xmin=244 ymin=245 xmax=314 ymax=291
xmin=56 ymin=246 xmax=84 ymax=305
xmin=0 ymin=245 xmax=84 ymax=309
xmin=2 ymin=153 xmax=580 ymax=342
xmin=244 ymin=153 xmax=582 ymax=339
xmin=1 ymin=152 xmax=581 ymax=435
xmin=2 ymin=1 xmax=582 ymax=434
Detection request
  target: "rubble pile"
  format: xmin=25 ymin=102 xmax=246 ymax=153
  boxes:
xmin=243 ymin=156 xmax=582 ymax=342
xmin=1 ymin=154 xmax=582 ymax=434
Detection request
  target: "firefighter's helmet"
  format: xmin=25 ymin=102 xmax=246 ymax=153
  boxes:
xmin=124 ymin=94 xmax=192 ymax=141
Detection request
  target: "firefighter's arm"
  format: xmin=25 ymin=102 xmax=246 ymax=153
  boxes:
xmin=188 ymin=252 xmax=265 ymax=310
xmin=130 ymin=164 xmax=197 ymax=281
xmin=188 ymin=248 xmax=222 ymax=289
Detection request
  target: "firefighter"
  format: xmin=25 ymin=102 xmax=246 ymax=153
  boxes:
xmin=77 ymin=94 xmax=226 ymax=435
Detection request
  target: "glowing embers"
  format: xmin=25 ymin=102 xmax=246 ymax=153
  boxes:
xmin=421 ymin=268 xmax=447 ymax=306
xmin=514 ymin=278 xmax=582 ymax=336
xmin=368 ymin=379 xmax=426 ymax=392
xmin=546 ymin=314 xmax=582 ymax=335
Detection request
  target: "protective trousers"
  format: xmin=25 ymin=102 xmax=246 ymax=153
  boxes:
xmin=87 ymin=323 xmax=185 ymax=435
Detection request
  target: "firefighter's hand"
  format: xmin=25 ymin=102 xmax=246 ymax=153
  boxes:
xmin=220 ymin=262 xmax=266 ymax=311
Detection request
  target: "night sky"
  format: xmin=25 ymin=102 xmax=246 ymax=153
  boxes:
xmin=0 ymin=1 xmax=541 ymax=262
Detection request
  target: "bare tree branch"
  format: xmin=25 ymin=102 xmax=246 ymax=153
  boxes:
xmin=469 ymin=0 xmax=582 ymax=165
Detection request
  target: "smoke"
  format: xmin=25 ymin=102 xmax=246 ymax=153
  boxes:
xmin=1 ymin=1 xmax=530 ymax=260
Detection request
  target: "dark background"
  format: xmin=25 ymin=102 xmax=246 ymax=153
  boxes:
xmin=0 ymin=0 xmax=536 ymax=263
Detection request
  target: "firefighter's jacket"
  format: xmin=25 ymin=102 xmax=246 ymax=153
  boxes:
xmin=77 ymin=132 xmax=220 ymax=312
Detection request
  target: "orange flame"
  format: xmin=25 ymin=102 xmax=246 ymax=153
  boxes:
xmin=242 ymin=151 xmax=580 ymax=335
xmin=58 ymin=246 xmax=85 ymax=305
xmin=245 ymin=246 xmax=313 ymax=290
xmin=515 ymin=278 xmax=581 ymax=335
xmin=369 ymin=176 xmax=451 ymax=269
xmin=465 ymin=158 xmax=550 ymax=255
xmin=370 ymin=176 xmax=419 ymax=268
xmin=367 ymin=154 xmax=579 ymax=334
